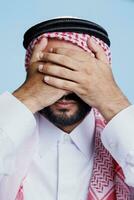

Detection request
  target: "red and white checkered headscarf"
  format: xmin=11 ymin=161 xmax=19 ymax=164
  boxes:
xmin=25 ymin=32 xmax=111 ymax=69
xmin=16 ymin=32 xmax=131 ymax=200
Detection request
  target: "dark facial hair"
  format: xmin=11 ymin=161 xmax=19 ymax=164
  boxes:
xmin=40 ymin=93 xmax=92 ymax=127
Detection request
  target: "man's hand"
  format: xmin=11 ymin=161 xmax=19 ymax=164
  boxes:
xmin=38 ymin=37 xmax=131 ymax=121
xmin=13 ymin=38 xmax=67 ymax=113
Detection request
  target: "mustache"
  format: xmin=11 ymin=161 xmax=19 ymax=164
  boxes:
xmin=59 ymin=93 xmax=83 ymax=102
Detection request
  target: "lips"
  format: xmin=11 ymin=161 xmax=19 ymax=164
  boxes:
xmin=55 ymin=100 xmax=76 ymax=108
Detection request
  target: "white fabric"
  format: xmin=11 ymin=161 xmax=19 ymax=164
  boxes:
xmin=23 ymin=112 xmax=95 ymax=200
xmin=101 ymin=105 xmax=134 ymax=187
xmin=23 ymin=111 xmax=95 ymax=200
xmin=0 ymin=92 xmax=134 ymax=199
xmin=0 ymin=92 xmax=36 ymax=148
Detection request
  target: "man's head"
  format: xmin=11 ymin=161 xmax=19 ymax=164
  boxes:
xmin=23 ymin=17 xmax=110 ymax=129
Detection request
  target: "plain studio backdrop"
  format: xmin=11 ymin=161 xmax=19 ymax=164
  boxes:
xmin=0 ymin=0 xmax=134 ymax=103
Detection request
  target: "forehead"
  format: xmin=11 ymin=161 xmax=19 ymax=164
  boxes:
xmin=44 ymin=38 xmax=86 ymax=53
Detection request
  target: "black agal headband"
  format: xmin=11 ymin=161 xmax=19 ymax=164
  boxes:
xmin=23 ymin=17 xmax=110 ymax=49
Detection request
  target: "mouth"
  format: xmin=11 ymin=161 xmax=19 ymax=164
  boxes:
xmin=55 ymin=99 xmax=76 ymax=109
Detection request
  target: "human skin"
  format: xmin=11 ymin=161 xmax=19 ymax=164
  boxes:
xmin=13 ymin=37 xmax=131 ymax=127
xmin=13 ymin=38 xmax=68 ymax=114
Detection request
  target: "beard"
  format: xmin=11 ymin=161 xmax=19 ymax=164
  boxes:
xmin=39 ymin=93 xmax=92 ymax=127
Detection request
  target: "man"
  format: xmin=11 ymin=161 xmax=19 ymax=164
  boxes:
xmin=0 ymin=17 xmax=134 ymax=200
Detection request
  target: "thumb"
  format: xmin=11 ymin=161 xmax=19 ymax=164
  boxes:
xmin=87 ymin=37 xmax=109 ymax=64
xmin=30 ymin=37 xmax=48 ymax=63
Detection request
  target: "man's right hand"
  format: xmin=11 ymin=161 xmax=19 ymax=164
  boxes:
xmin=13 ymin=38 xmax=67 ymax=113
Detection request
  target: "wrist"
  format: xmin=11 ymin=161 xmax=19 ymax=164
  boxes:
xmin=97 ymin=89 xmax=131 ymax=122
xmin=13 ymin=90 xmax=40 ymax=114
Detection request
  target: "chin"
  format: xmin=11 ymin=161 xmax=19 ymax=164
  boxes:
xmin=39 ymin=101 xmax=92 ymax=127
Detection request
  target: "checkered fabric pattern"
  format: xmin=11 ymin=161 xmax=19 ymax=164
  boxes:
xmin=25 ymin=32 xmax=111 ymax=69
xmin=16 ymin=32 xmax=130 ymax=200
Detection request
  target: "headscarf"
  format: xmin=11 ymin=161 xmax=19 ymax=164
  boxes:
xmin=25 ymin=32 xmax=111 ymax=69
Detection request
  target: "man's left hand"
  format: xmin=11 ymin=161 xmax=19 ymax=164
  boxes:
xmin=38 ymin=37 xmax=130 ymax=121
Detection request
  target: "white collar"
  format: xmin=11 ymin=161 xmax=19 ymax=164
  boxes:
xmin=37 ymin=109 xmax=95 ymax=160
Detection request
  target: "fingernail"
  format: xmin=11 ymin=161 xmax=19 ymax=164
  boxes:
xmin=38 ymin=65 xmax=43 ymax=72
xmin=40 ymin=37 xmax=48 ymax=48
xmin=44 ymin=76 xmax=49 ymax=82
xmin=49 ymin=48 xmax=53 ymax=52
xmin=39 ymin=52 xmax=44 ymax=59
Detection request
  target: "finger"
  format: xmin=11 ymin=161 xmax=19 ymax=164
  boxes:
xmin=38 ymin=63 xmax=79 ymax=82
xmin=50 ymin=47 xmax=93 ymax=62
xmin=40 ymin=52 xmax=80 ymax=71
xmin=87 ymin=37 xmax=109 ymax=64
xmin=30 ymin=37 xmax=48 ymax=64
xmin=44 ymin=75 xmax=78 ymax=91
xmin=31 ymin=61 xmax=45 ymax=69
xmin=27 ymin=61 xmax=45 ymax=76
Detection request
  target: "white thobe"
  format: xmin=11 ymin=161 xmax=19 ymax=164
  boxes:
xmin=0 ymin=92 xmax=134 ymax=200
xmin=23 ymin=111 xmax=95 ymax=200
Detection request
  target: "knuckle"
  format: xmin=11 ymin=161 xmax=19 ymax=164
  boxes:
xmin=63 ymin=81 xmax=70 ymax=88
xmin=62 ymin=81 xmax=69 ymax=90
xmin=44 ymin=63 xmax=52 ymax=73
xmin=41 ymin=65 xmax=46 ymax=73
xmin=58 ymin=55 xmax=67 ymax=65
xmin=53 ymin=48 xmax=59 ymax=54
xmin=43 ymin=53 xmax=50 ymax=61
xmin=60 ymin=80 xmax=66 ymax=87
xmin=56 ymin=48 xmax=66 ymax=54
xmin=54 ymin=79 xmax=63 ymax=88
xmin=58 ymin=69 xmax=65 ymax=77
